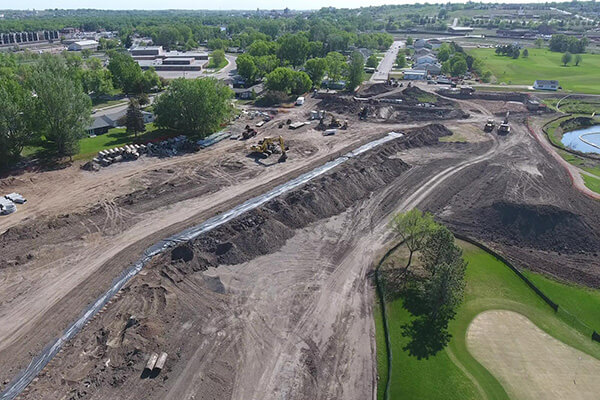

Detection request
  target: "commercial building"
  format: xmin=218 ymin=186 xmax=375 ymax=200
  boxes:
xmin=68 ymin=40 xmax=99 ymax=51
xmin=130 ymin=46 xmax=209 ymax=72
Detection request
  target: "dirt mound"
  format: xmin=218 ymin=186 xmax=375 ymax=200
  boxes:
xmin=159 ymin=125 xmax=451 ymax=271
xmin=358 ymin=83 xmax=391 ymax=97
xmin=317 ymin=94 xmax=466 ymax=123
xmin=472 ymin=201 xmax=600 ymax=253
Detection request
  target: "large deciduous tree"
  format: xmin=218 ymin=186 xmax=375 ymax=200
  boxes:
xmin=304 ymin=58 xmax=327 ymax=87
xmin=277 ymin=33 xmax=309 ymax=67
xmin=389 ymin=209 xmax=437 ymax=272
xmin=28 ymin=55 xmax=91 ymax=157
xmin=0 ymin=78 xmax=34 ymax=168
xmin=153 ymin=77 xmax=233 ymax=136
xmin=125 ymin=98 xmax=145 ymax=137
xmin=346 ymin=51 xmax=365 ymax=91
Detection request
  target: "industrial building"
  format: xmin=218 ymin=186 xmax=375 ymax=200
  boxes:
xmin=0 ymin=30 xmax=59 ymax=46
xmin=68 ymin=40 xmax=99 ymax=51
xmin=129 ymin=45 xmax=209 ymax=72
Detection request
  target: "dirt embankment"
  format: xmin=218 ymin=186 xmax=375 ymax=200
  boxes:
xmin=163 ymin=124 xmax=452 ymax=274
xmin=317 ymin=91 xmax=468 ymax=123
xmin=21 ymin=124 xmax=452 ymax=400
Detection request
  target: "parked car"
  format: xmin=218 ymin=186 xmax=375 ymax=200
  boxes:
xmin=295 ymin=96 xmax=305 ymax=106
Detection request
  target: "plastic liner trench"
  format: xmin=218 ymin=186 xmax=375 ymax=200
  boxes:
xmin=0 ymin=131 xmax=403 ymax=400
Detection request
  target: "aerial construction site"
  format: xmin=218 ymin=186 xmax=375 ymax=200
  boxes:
xmin=2 ymin=6 xmax=600 ymax=394
xmin=1 ymin=79 xmax=599 ymax=399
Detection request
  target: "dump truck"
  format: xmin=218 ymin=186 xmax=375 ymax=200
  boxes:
xmin=497 ymin=112 xmax=511 ymax=135
xmin=484 ymin=119 xmax=495 ymax=132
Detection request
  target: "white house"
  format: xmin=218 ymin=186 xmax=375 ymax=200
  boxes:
xmin=415 ymin=54 xmax=438 ymax=65
xmin=533 ymin=80 xmax=559 ymax=91
xmin=403 ymin=69 xmax=427 ymax=80
xmin=68 ymin=40 xmax=99 ymax=51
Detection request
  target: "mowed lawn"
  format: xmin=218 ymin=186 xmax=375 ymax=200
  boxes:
xmin=22 ymin=123 xmax=181 ymax=162
xmin=468 ymin=48 xmax=600 ymax=94
xmin=375 ymin=240 xmax=600 ymax=400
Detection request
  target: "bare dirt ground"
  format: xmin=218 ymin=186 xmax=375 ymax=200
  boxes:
xmin=467 ymin=310 xmax=600 ymax=400
xmin=1 ymin=84 xmax=600 ymax=399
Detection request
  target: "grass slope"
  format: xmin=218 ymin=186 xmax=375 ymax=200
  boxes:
xmin=376 ymin=241 xmax=600 ymax=400
xmin=468 ymin=48 xmax=600 ymax=94
xmin=582 ymin=174 xmax=600 ymax=194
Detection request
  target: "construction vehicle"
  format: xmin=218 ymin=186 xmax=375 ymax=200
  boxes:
xmin=484 ymin=119 xmax=495 ymax=132
xmin=359 ymin=107 xmax=368 ymax=121
xmin=342 ymin=120 xmax=349 ymax=130
xmin=497 ymin=112 xmax=511 ymax=135
xmin=250 ymin=136 xmax=288 ymax=162
xmin=242 ymin=125 xmax=257 ymax=140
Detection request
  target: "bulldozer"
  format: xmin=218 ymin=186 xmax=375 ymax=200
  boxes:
xmin=484 ymin=119 xmax=495 ymax=132
xmin=242 ymin=125 xmax=258 ymax=140
xmin=250 ymin=136 xmax=288 ymax=162
xmin=497 ymin=112 xmax=511 ymax=135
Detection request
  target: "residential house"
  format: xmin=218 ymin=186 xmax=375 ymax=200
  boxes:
xmin=427 ymin=39 xmax=444 ymax=49
xmin=415 ymin=54 xmax=438 ymax=66
xmin=533 ymin=80 xmax=559 ymax=91
xmin=413 ymin=48 xmax=433 ymax=57
xmin=413 ymin=39 xmax=430 ymax=49
xmin=87 ymin=109 xmax=154 ymax=136
xmin=419 ymin=62 xmax=442 ymax=75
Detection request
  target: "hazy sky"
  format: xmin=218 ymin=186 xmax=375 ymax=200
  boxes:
xmin=4 ymin=0 xmax=548 ymax=11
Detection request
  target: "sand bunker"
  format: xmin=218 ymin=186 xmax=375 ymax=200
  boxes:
xmin=467 ymin=310 xmax=600 ymax=400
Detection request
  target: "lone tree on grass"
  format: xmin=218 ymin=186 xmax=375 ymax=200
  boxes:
xmin=387 ymin=210 xmax=467 ymax=359
xmin=562 ymin=51 xmax=572 ymax=66
xmin=522 ymin=48 xmax=529 ymax=58
xmin=389 ymin=208 xmax=437 ymax=273
xmin=575 ymin=54 xmax=583 ymax=66
xmin=125 ymin=99 xmax=145 ymax=137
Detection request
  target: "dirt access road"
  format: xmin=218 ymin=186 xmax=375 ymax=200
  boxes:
xmin=4 ymin=86 xmax=600 ymax=399
xmin=0 ymin=90 xmax=481 ymax=396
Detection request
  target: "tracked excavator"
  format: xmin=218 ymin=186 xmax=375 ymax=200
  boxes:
xmin=250 ymin=136 xmax=288 ymax=162
xmin=497 ymin=111 xmax=511 ymax=135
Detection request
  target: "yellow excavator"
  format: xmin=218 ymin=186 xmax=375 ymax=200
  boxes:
xmin=250 ymin=136 xmax=288 ymax=162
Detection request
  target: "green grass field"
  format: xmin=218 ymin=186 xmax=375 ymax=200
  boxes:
xmin=582 ymin=174 xmax=600 ymax=194
xmin=22 ymin=123 xmax=180 ymax=162
xmin=375 ymin=241 xmax=600 ymax=400
xmin=468 ymin=48 xmax=600 ymax=94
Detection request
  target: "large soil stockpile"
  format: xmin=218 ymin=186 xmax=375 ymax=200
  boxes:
xmin=161 ymin=124 xmax=452 ymax=275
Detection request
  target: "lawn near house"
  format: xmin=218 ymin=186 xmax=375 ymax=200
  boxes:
xmin=468 ymin=48 xmax=600 ymax=94
xmin=22 ymin=123 xmax=180 ymax=162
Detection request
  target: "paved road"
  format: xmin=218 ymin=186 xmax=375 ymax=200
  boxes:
xmin=371 ymin=40 xmax=404 ymax=82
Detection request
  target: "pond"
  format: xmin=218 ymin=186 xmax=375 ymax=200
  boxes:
xmin=561 ymin=124 xmax=600 ymax=154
